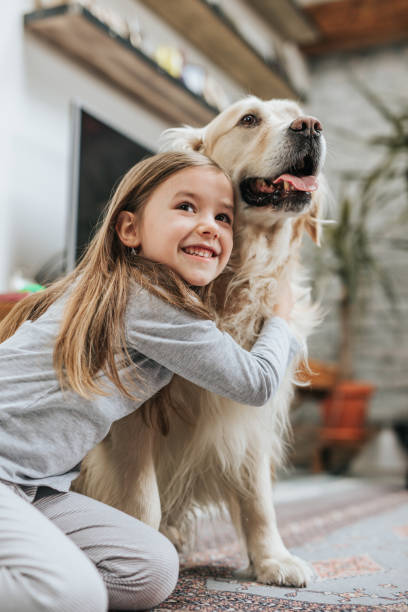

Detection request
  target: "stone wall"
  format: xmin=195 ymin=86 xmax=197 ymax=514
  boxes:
xmin=301 ymin=43 xmax=408 ymax=422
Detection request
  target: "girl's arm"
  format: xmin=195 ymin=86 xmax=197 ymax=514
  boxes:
xmin=125 ymin=288 xmax=300 ymax=407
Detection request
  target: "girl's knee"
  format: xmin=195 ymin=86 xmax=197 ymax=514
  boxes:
xmin=106 ymin=533 xmax=179 ymax=610
xmin=146 ymin=536 xmax=179 ymax=607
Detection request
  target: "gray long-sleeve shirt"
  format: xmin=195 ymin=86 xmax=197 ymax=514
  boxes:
xmin=0 ymin=283 xmax=300 ymax=492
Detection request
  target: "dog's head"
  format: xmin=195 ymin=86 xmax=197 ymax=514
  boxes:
xmin=160 ymin=96 xmax=327 ymax=246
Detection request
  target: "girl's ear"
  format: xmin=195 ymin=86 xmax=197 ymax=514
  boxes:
xmin=115 ymin=211 xmax=141 ymax=248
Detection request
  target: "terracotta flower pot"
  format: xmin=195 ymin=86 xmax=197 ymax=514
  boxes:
xmin=320 ymin=380 xmax=376 ymax=442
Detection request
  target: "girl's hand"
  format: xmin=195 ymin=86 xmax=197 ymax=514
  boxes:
xmin=272 ymin=279 xmax=294 ymax=322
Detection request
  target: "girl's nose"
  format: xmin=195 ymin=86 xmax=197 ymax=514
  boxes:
xmin=197 ymin=219 xmax=219 ymax=238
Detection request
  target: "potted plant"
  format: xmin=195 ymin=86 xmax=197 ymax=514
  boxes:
xmin=311 ymin=81 xmax=407 ymax=445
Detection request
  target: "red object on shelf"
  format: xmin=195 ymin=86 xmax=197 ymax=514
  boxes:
xmin=0 ymin=292 xmax=29 ymax=302
xmin=0 ymin=293 xmax=29 ymax=322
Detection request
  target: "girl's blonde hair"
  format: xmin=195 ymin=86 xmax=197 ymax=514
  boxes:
xmin=0 ymin=152 xmax=231 ymax=413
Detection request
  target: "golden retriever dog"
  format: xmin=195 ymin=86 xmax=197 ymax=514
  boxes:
xmin=72 ymin=96 xmax=327 ymax=587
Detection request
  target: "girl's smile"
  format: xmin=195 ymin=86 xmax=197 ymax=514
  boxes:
xmin=117 ymin=166 xmax=234 ymax=286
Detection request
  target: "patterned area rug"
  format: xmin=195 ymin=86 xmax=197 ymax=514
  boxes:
xmin=154 ymin=476 xmax=408 ymax=611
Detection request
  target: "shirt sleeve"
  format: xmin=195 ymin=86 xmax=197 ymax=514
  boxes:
xmin=125 ymin=287 xmax=301 ymax=407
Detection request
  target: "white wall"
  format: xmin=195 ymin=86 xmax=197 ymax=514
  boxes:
xmin=0 ymin=0 xmax=246 ymax=292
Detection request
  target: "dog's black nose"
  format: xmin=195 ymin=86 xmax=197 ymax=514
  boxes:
xmin=289 ymin=116 xmax=323 ymax=137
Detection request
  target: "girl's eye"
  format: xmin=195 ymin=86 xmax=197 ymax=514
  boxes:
xmin=216 ymin=213 xmax=232 ymax=224
xmin=178 ymin=202 xmax=195 ymax=212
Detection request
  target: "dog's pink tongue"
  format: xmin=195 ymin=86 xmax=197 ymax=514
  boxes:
xmin=273 ymin=174 xmax=318 ymax=192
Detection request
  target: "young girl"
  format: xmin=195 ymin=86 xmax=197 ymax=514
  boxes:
xmin=0 ymin=151 xmax=299 ymax=612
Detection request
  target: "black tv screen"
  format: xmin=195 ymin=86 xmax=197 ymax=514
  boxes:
xmin=67 ymin=105 xmax=153 ymax=269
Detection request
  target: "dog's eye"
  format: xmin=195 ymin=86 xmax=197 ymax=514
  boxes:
xmin=239 ymin=114 xmax=259 ymax=127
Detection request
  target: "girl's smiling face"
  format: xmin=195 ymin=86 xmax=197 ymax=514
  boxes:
xmin=117 ymin=166 xmax=234 ymax=286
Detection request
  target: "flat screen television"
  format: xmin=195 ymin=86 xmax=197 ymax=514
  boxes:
xmin=66 ymin=105 xmax=154 ymax=271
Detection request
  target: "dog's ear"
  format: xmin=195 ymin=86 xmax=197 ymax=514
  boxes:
xmin=159 ymin=125 xmax=205 ymax=153
xmin=304 ymin=176 xmax=330 ymax=247
xmin=304 ymin=195 xmax=322 ymax=246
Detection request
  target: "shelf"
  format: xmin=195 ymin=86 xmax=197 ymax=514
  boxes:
xmin=139 ymin=0 xmax=298 ymax=100
xmin=24 ymin=3 xmax=218 ymax=126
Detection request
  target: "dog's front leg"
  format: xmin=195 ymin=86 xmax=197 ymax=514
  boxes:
xmin=107 ymin=411 xmax=162 ymax=529
xmin=235 ymin=453 xmax=313 ymax=587
xmin=73 ymin=411 xmax=162 ymax=530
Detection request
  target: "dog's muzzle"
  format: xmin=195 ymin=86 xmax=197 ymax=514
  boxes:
xmin=240 ymin=124 xmax=324 ymax=213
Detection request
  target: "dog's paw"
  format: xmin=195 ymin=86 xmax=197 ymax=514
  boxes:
xmin=255 ymin=554 xmax=313 ymax=587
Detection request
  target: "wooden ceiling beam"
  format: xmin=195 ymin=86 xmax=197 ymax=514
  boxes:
xmin=301 ymin=0 xmax=408 ymax=55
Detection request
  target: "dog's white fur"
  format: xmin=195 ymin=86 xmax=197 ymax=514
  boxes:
xmin=72 ymin=96 xmax=328 ymax=587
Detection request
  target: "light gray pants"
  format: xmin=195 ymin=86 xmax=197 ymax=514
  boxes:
xmin=0 ymin=481 xmax=179 ymax=611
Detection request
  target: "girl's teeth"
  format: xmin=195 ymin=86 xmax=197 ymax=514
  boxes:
xmin=184 ymin=247 xmax=213 ymax=258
